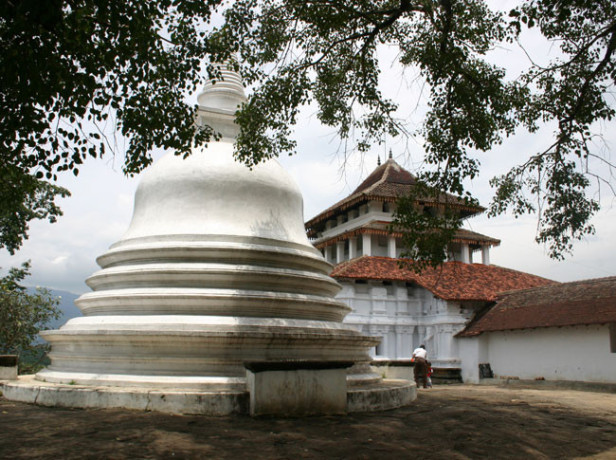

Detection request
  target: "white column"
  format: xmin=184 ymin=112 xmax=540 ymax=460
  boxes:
xmin=417 ymin=326 xmax=426 ymax=346
xmin=336 ymin=241 xmax=345 ymax=264
xmin=387 ymin=236 xmax=396 ymax=258
xmin=349 ymin=237 xmax=357 ymax=259
xmin=460 ymin=243 xmax=470 ymax=263
xmin=395 ymin=329 xmax=403 ymax=359
xmin=380 ymin=327 xmax=390 ymax=357
xmin=362 ymin=233 xmax=372 ymax=256
xmin=481 ymin=246 xmax=490 ymax=265
xmin=324 ymin=245 xmax=333 ymax=263
xmin=440 ymin=324 xmax=456 ymax=360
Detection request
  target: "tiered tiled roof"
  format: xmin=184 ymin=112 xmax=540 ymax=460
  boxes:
xmin=331 ymin=256 xmax=554 ymax=302
xmin=457 ymin=276 xmax=616 ymax=336
xmin=353 ymin=157 xmax=418 ymax=194
xmin=306 ymin=158 xmax=484 ymax=237
xmin=313 ymin=224 xmax=500 ymax=249
xmin=453 ymin=229 xmax=501 ymax=246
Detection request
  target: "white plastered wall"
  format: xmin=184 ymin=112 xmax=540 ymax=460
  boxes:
xmin=459 ymin=324 xmax=616 ymax=383
xmin=339 ymin=280 xmax=474 ymax=365
xmin=458 ymin=335 xmax=488 ymax=383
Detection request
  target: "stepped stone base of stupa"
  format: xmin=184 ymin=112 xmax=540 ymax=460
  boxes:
xmin=1 ymin=375 xmax=416 ymax=416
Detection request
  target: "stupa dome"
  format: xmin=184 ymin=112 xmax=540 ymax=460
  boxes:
xmin=119 ymin=141 xmax=310 ymax=246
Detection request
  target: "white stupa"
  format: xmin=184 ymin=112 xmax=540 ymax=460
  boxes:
xmin=3 ymin=64 xmax=415 ymax=415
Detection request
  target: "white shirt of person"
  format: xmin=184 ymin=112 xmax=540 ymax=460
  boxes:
xmin=412 ymin=347 xmax=427 ymax=359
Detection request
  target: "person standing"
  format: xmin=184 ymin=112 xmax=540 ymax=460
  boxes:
xmin=412 ymin=345 xmax=429 ymax=389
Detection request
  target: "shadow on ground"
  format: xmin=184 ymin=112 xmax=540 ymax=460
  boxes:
xmin=1 ymin=385 xmax=615 ymax=459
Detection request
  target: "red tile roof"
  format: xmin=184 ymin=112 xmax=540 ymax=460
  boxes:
xmin=331 ymin=256 xmax=554 ymax=301
xmin=458 ymin=276 xmax=616 ymax=336
xmin=305 ymin=159 xmax=484 ymax=236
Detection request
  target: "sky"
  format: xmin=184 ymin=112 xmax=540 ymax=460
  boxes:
xmin=1 ymin=4 xmax=615 ymax=294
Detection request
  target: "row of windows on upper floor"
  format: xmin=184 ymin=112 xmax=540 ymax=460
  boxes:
xmin=324 ymin=201 xmax=394 ymax=231
xmin=322 ymin=201 xmax=443 ymax=234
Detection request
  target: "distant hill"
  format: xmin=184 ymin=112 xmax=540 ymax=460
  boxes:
xmin=42 ymin=289 xmax=82 ymax=330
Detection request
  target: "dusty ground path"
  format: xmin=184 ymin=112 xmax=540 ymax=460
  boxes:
xmin=1 ymin=384 xmax=615 ymax=459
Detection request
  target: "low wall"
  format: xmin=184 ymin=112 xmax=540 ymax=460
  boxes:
xmin=459 ymin=325 xmax=616 ymax=384
xmin=371 ymin=360 xmax=414 ymax=381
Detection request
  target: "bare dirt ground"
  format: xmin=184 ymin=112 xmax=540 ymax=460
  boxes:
xmin=1 ymin=384 xmax=615 ymax=459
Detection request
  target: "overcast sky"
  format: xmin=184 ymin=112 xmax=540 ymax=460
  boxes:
xmin=1 ymin=3 xmax=615 ymax=294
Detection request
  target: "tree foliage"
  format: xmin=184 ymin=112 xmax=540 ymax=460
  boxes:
xmin=0 ymin=164 xmax=70 ymax=254
xmin=1 ymin=0 xmax=218 ymax=252
xmin=394 ymin=183 xmax=463 ymax=270
xmin=1 ymin=0 xmax=615 ymax=263
xmin=0 ymin=261 xmax=60 ymax=357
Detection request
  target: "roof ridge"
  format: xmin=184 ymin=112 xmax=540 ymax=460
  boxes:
xmin=458 ymin=276 xmax=616 ymax=335
xmin=496 ymin=274 xmax=615 ymax=300
xmin=366 ymin=163 xmax=388 ymax=193
xmin=381 ymin=159 xmax=393 ymax=183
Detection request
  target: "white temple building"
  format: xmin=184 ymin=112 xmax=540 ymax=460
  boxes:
xmin=305 ymin=155 xmax=553 ymax=380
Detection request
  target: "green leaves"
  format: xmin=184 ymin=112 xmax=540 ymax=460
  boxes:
xmin=0 ymin=163 xmax=70 ymax=254
xmin=224 ymin=0 xmax=614 ymax=263
xmin=490 ymin=0 xmax=616 ymax=258
xmin=1 ymin=0 xmax=614 ymax=263
xmin=393 ymin=181 xmax=464 ymax=271
xmin=1 ymin=1 xmax=220 ymax=250
xmin=0 ymin=261 xmax=61 ymax=357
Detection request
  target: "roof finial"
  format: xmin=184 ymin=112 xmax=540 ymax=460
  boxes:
xmin=388 ymin=149 xmax=393 ymax=160
xmin=377 ymin=155 xmax=381 ymax=166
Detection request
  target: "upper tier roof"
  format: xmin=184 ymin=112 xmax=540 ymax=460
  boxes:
xmin=331 ymin=256 xmax=554 ymax=302
xmin=312 ymin=223 xmax=500 ymax=249
xmin=353 ymin=156 xmax=418 ymax=194
xmin=457 ymin=276 xmax=616 ymax=336
xmin=305 ymin=158 xmax=484 ymax=236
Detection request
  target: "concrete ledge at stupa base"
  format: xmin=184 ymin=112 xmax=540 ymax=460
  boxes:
xmin=0 ymin=375 xmax=248 ymax=416
xmin=245 ymin=361 xmax=353 ymax=416
xmin=370 ymin=359 xmax=414 ymax=382
xmin=347 ymin=379 xmax=416 ymax=413
xmin=1 ymin=376 xmax=416 ymax=416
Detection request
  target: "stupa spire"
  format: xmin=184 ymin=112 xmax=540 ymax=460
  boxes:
xmin=197 ymin=61 xmax=246 ymax=112
xmin=196 ymin=61 xmax=247 ymax=139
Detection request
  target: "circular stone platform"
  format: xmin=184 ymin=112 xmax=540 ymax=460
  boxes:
xmin=1 ymin=376 xmax=416 ymax=415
